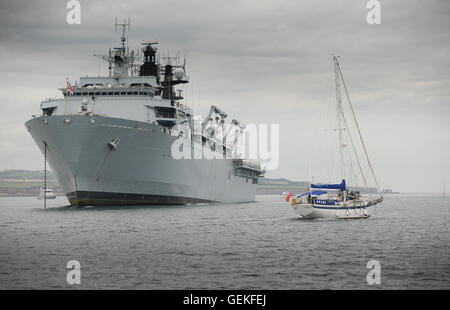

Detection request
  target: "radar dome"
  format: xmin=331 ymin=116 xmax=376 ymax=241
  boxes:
xmin=173 ymin=68 xmax=184 ymax=80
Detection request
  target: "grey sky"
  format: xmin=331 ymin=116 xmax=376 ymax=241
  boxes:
xmin=0 ymin=0 xmax=449 ymax=192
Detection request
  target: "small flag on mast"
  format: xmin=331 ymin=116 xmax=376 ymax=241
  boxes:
xmin=66 ymin=80 xmax=74 ymax=96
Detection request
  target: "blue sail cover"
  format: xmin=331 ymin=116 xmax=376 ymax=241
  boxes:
xmin=310 ymin=179 xmax=346 ymax=191
xmin=297 ymin=190 xmax=327 ymax=197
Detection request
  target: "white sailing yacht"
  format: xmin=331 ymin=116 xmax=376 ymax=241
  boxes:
xmin=283 ymin=56 xmax=383 ymax=219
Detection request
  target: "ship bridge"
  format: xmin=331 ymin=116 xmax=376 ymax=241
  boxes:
xmin=40 ymin=19 xmax=192 ymax=127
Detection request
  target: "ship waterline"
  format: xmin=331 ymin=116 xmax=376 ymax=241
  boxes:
xmin=25 ymin=115 xmax=258 ymax=206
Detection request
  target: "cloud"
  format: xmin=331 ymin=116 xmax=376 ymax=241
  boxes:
xmin=0 ymin=0 xmax=449 ymax=192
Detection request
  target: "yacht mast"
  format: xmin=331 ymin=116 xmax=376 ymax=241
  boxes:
xmin=333 ymin=56 xmax=368 ymax=189
xmin=333 ymin=56 xmax=345 ymax=181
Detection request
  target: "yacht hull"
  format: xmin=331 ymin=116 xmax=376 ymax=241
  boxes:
xmin=292 ymin=203 xmax=371 ymax=219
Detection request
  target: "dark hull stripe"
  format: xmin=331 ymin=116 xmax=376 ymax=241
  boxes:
xmin=312 ymin=202 xmax=381 ymax=210
xmin=66 ymin=191 xmax=217 ymax=206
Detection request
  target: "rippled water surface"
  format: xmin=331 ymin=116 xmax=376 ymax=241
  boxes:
xmin=0 ymin=195 xmax=448 ymax=289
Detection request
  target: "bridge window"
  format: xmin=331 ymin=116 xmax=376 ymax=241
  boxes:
xmin=43 ymin=107 xmax=56 ymax=116
xmin=155 ymin=107 xmax=176 ymax=119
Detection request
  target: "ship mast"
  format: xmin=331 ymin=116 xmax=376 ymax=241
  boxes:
xmin=115 ymin=17 xmax=130 ymax=49
xmin=94 ymin=18 xmax=138 ymax=78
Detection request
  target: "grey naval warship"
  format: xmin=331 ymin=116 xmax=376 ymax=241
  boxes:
xmin=25 ymin=22 xmax=264 ymax=206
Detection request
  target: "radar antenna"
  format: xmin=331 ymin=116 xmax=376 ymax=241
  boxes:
xmin=142 ymin=40 xmax=158 ymax=46
xmin=115 ymin=17 xmax=131 ymax=48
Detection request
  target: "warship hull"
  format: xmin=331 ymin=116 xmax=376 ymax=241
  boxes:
xmin=25 ymin=115 xmax=257 ymax=206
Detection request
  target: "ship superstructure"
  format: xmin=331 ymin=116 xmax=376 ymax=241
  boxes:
xmin=25 ymin=22 xmax=264 ymax=206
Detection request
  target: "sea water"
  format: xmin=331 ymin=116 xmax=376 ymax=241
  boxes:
xmin=0 ymin=194 xmax=448 ymax=289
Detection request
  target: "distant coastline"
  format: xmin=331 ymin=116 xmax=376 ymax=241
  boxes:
xmin=257 ymin=178 xmax=382 ymax=195
xmin=0 ymin=170 xmax=402 ymax=197
xmin=0 ymin=170 xmax=61 ymax=196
